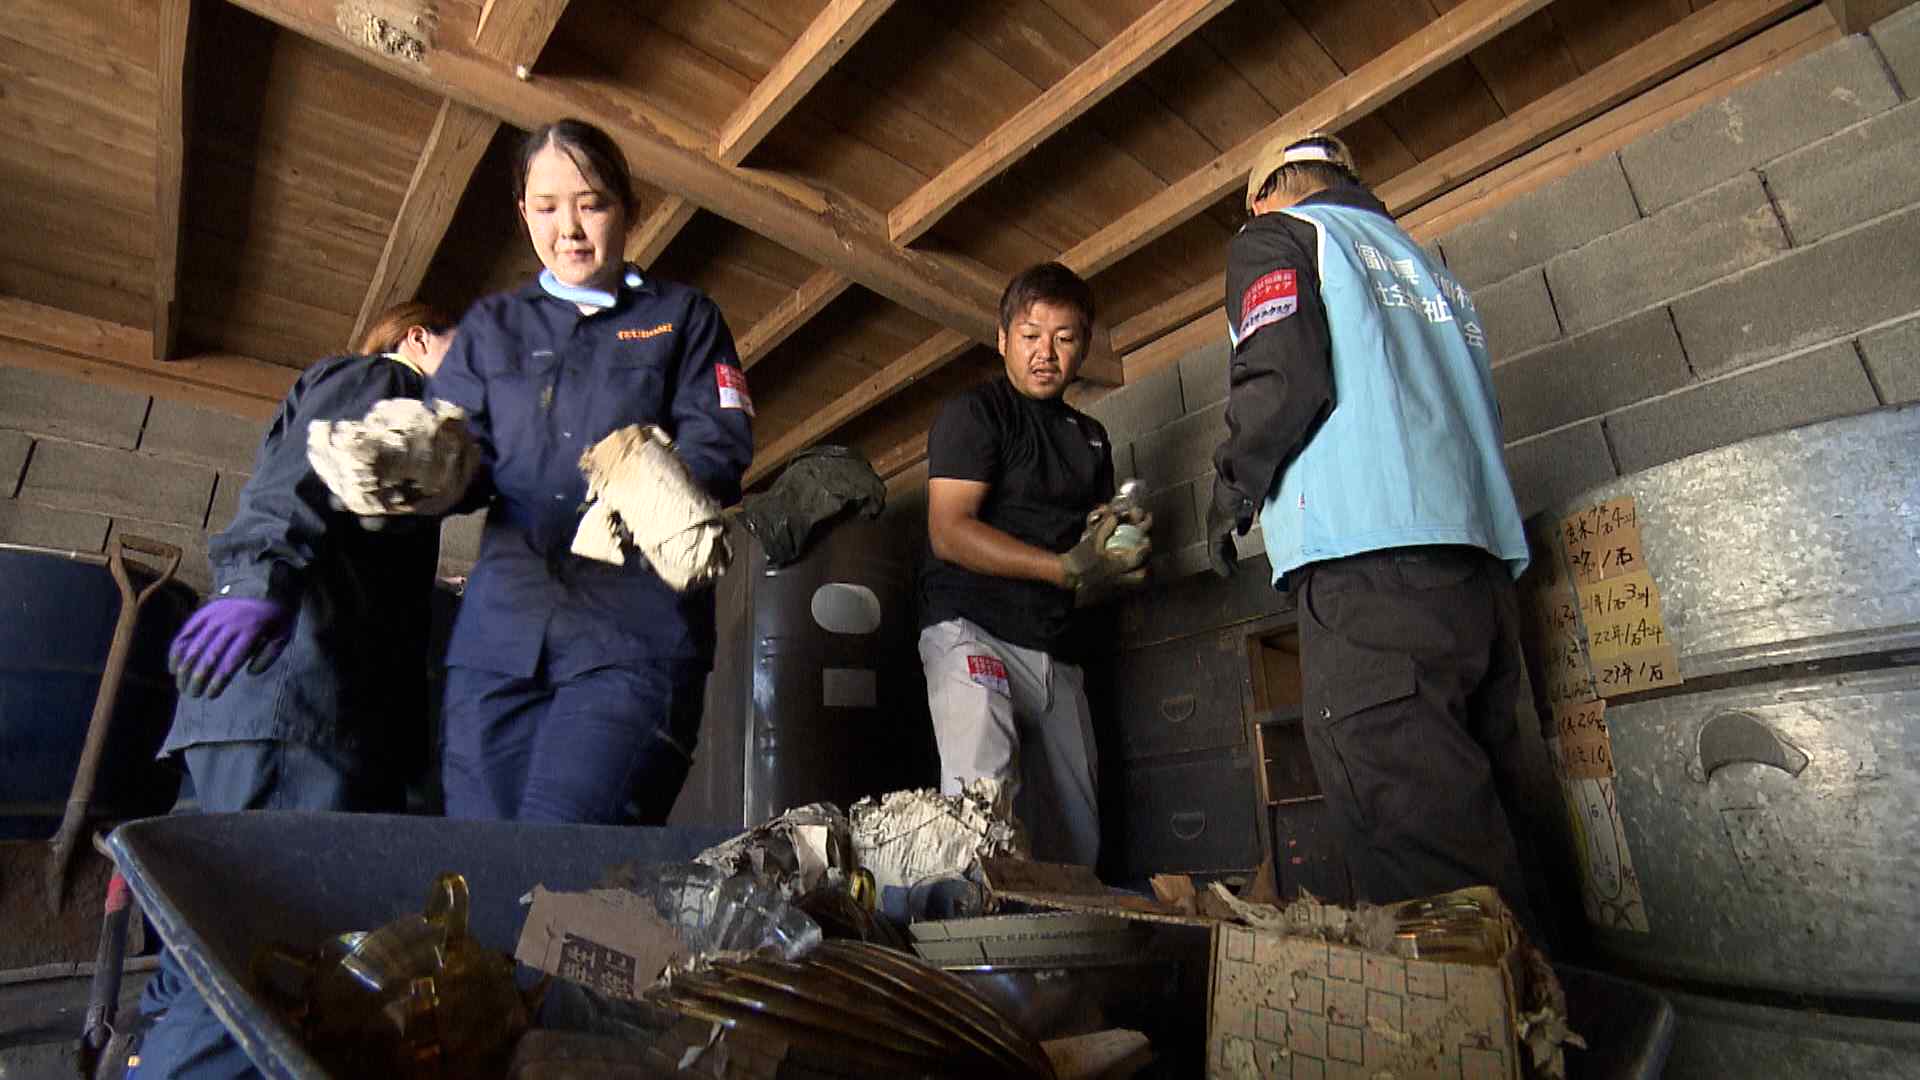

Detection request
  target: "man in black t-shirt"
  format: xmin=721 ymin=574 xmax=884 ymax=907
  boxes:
xmin=918 ymin=262 xmax=1152 ymax=866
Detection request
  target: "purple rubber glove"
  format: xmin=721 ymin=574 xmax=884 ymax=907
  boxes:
xmin=168 ymin=597 xmax=293 ymax=700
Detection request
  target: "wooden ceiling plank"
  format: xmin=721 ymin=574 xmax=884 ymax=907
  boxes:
xmin=887 ymin=0 xmax=1234 ymax=246
xmin=153 ymin=0 xmax=194 ymax=358
xmin=1377 ymin=0 xmax=1810 ymax=218
xmin=223 ymin=0 xmax=1004 ymax=345
xmin=744 ymin=329 xmax=973 ymax=486
xmin=473 ymin=0 xmax=572 ymax=69
xmin=1111 ymin=279 xmax=1219 ymax=354
xmin=627 ymin=0 xmax=897 ymax=267
xmin=738 ymin=268 xmax=856 ymax=368
xmin=350 ymin=100 xmax=500 ymax=349
xmin=1059 ymin=0 xmax=1552 ymax=279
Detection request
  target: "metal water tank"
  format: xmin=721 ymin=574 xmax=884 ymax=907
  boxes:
xmin=1519 ymin=405 xmax=1920 ymax=1006
xmin=672 ymin=514 xmax=937 ymax=828
xmin=0 ymin=544 xmax=195 ymax=839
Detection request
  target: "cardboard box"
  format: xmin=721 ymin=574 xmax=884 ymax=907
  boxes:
xmin=513 ymin=886 xmax=689 ymax=1002
xmin=1206 ymin=888 xmax=1524 ymax=1080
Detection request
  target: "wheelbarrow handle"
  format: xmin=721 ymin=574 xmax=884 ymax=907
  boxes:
xmin=47 ymin=534 xmax=183 ymax=910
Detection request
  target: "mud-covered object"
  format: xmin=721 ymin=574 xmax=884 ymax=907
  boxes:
xmin=307 ymin=398 xmax=479 ymax=517
xmin=735 ymin=446 xmax=886 ymax=567
xmin=573 ymin=425 xmax=732 ymax=591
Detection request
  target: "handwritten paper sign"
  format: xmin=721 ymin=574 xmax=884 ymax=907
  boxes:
xmin=1594 ymin=643 xmax=1682 ymax=698
xmin=1579 ymin=570 xmax=1666 ymax=660
xmin=1562 ymin=498 xmax=1645 ymax=585
xmin=1549 ymin=700 xmax=1613 ymax=780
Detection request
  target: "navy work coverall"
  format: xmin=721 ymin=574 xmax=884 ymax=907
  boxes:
xmin=430 ymin=268 xmax=754 ymax=825
xmin=137 ymin=352 xmax=439 ymax=1079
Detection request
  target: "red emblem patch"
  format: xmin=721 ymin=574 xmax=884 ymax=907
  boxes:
xmin=715 ymin=363 xmax=754 ymax=416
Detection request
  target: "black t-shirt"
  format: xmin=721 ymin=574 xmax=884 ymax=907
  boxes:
xmin=918 ymin=376 xmax=1115 ymax=655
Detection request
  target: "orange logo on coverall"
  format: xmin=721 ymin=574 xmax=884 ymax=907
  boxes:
xmin=618 ymin=323 xmax=673 ymax=340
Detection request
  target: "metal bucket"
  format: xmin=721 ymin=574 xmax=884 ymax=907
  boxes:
xmin=1519 ymin=405 xmax=1920 ymax=1004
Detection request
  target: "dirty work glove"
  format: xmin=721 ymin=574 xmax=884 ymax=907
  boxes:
xmin=571 ymin=425 xmax=731 ymax=591
xmin=1206 ymin=479 xmax=1253 ymax=579
xmin=307 ymin=399 xmax=477 ymax=519
xmin=168 ymin=597 xmax=293 ymax=699
xmin=1060 ymin=511 xmax=1152 ymax=606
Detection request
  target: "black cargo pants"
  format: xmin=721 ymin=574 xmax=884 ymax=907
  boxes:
xmin=1295 ymin=545 xmax=1542 ymax=942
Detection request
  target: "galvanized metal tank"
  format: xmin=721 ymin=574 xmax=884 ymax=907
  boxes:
xmin=1519 ymin=405 xmax=1920 ymax=1004
xmin=672 ymin=513 xmax=937 ymax=828
xmin=0 ymin=544 xmax=195 ymax=839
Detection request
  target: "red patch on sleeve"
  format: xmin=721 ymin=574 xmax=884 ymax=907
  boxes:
xmin=716 ymin=363 xmax=754 ymax=416
xmin=966 ymin=655 xmax=1010 ymax=695
xmin=1238 ymin=269 xmax=1299 ymax=341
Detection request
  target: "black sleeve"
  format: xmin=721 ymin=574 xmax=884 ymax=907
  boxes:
xmin=927 ymin=390 xmax=1000 ymax=484
xmin=207 ymin=356 xmax=418 ymax=605
xmin=1210 ymin=217 xmax=1336 ymax=528
xmin=1091 ymin=417 xmax=1116 ymax=502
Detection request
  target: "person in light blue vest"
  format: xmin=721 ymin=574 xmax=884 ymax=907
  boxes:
xmin=1205 ymin=134 xmax=1544 ymax=943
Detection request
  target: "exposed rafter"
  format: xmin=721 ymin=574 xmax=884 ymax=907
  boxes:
xmin=737 ymin=268 xmax=853 ymax=369
xmin=153 ymin=0 xmax=195 ymax=361
xmin=223 ymin=0 xmax=1005 ymax=345
xmin=351 ymin=100 xmax=499 ymax=349
xmin=473 ymin=0 xmax=571 ymax=67
xmin=0 ymin=298 xmax=293 ymax=419
xmin=887 ymin=0 xmax=1234 ymax=246
xmin=627 ymin=0 xmax=897 ymax=268
xmin=762 ymin=0 xmax=1548 ymax=484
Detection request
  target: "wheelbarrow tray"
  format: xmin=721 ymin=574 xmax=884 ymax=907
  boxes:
xmin=107 ymin=812 xmax=735 ymax=1079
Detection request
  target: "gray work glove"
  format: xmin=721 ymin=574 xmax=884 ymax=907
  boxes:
xmin=1060 ymin=511 xmax=1152 ymax=607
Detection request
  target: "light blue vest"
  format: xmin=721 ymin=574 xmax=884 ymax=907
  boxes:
xmin=1246 ymin=203 xmax=1529 ymax=583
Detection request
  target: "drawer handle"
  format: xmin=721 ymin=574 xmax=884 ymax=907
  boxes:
xmin=1160 ymin=694 xmax=1197 ymax=724
xmin=1170 ymin=811 xmax=1207 ymax=840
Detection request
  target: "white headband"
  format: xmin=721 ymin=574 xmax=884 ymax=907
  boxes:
xmin=1281 ymin=143 xmax=1337 ymax=165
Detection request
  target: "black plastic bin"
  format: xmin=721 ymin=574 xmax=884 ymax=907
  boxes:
xmin=108 ymin=812 xmax=736 ymax=1079
xmin=1558 ymin=963 xmax=1678 ymax=1080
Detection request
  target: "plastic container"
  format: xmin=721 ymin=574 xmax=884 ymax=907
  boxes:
xmin=107 ymin=812 xmax=736 ymax=1079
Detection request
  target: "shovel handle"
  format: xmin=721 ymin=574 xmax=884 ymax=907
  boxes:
xmin=47 ymin=534 xmax=183 ymax=909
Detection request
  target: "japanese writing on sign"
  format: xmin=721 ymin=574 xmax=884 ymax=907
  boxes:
xmin=1596 ymin=643 xmax=1681 ymax=698
xmin=1580 ymin=570 xmax=1666 ymax=662
xmin=1562 ymin=498 xmax=1645 ymax=584
xmin=558 ymin=934 xmax=639 ymax=1000
xmin=1549 ymin=700 xmax=1613 ymax=780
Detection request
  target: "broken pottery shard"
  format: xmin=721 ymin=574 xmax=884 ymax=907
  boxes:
xmin=307 ymin=398 xmax=476 ymax=517
xmin=849 ymin=778 xmax=1024 ymax=893
xmin=692 ymin=804 xmax=853 ymax=900
xmin=571 ymin=424 xmax=730 ymax=592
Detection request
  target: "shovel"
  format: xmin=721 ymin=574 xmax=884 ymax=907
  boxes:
xmin=45 ymin=534 xmax=181 ymax=911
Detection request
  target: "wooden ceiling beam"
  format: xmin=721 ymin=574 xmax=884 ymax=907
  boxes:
xmin=351 ymin=100 xmax=499 ymax=349
xmin=746 ymin=0 xmax=1544 ymax=484
xmin=223 ymin=0 xmax=1005 ymax=345
xmin=737 ymin=268 xmax=854 ymax=369
xmin=0 ymin=296 xmax=293 ymax=419
xmin=153 ymin=0 xmax=195 ymax=361
xmin=887 ymin=0 xmax=1235 ymax=246
xmin=1060 ymin=0 xmax=1553 ymax=278
xmin=1111 ymin=280 xmax=1219 ymax=354
xmin=473 ymin=0 xmax=571 ymax=69
xmin=626 ymin=0 xmax=898 ymax=268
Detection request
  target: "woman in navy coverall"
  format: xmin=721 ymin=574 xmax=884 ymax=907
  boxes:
xmin=430 ymin=119 xmax=754 ymax=826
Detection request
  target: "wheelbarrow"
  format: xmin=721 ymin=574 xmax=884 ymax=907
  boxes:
xmin=0 ymin=536 xmax=181 ymax=1063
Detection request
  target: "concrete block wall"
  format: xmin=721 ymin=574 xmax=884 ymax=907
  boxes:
xmin=0 ymin=364 xmax=486 ymax=593
xmin=1091 ymin=19 xmax=1920 ymax=588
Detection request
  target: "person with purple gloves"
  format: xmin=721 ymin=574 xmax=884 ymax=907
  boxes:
xmin=132 ymin=302 xmax=455 ymax=1080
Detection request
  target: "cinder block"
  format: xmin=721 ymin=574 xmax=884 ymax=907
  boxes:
xmin=0 ymin=368 xmax=148 ymax=449
xmin=1131 ymin=401 xmax=1226 ymax=492
xmin=1494 ymin=308 xmax=1691 ymax=441
xmin=1546 ymin=173 xmax=1787 ymax=335
xmin=1110 ymin=440 xmax=1136 ymax=483
xmin=1766 ymin=100 xmax=1920 ymax=246
xmin=1476 ymin=268 xmax=1561 ymax=361
xmin=440 ymin=510 xmax=487 ymax=566
xmin=1080 ymin=363 xmax=1185 ymax=444
xmin=107 ymin=518 xmax=213 ymax=596
xmin=1150 ymin=541 xmax=1211 ymax=583
xmin=0 ymin=500 xmax=110 ymax=552
xmin=1619 ymin=36 xmax=1899 ymax=213
xmin=1604 ymin=342 xmax=1878 ymax=474
xmin=0 ymin=431 xmax=28 ymax=497
xmin=1871 ymin=2 xmax=1920 ymax=99
xmin=1142 ymin=477 xmax=1202 ymax=556
xmin=207 ymin=473 xmax=249 ymax=534
xmin=1504 ymin=422 xmax=1617 ymax=519
xmin=1860 ymin=316 xmax=1920 ymax=404
xmin=1671 ymin=203 xmax=1920 ymax=376
xmin=140 ymin=399 xmax=264 ymax=472
xmin=1114 ymin=547 xmax=1287 ymax=652
xmin=1423 ymin=240 xmax=1446 ymax=268
xmin=1177 ymin=337 xmax=1232 ymax=412
xmin=1435 ymin=155 xmax=1641 ymax=288
xmin=18 ymin=441 xmax=216 ymax=528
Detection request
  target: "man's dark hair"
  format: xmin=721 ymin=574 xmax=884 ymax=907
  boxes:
xmin=999 ymin=262 xmax=1095 ymax=336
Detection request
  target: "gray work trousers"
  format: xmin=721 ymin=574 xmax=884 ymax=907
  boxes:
xmin=919 ymin=617 xmax=1100 ymax=867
